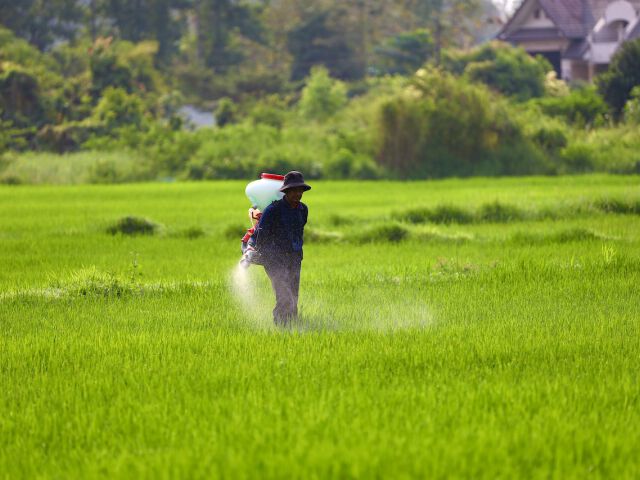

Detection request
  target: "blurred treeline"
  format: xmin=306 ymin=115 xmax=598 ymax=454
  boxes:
xmin=1 ymin=0 xmax=639 ymax=183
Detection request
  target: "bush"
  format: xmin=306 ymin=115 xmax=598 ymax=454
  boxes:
xmin=0 ymin=63 xmax=49 ymax=128
xmin=559 ymin=144 xmax=594 ymax=173
xmin=597 ymin=38 xmax=640 ymax=118
xmin=376 ymin=67 xmax=544 ymax=178
xmin=624 ymin=86 xmax=640 ymax=124
xmin=299 ymin=66 xmax=347 ymax=121
xmin=534 ymin=86 xmax=608 ymax=126
xmin=92 ymin=87 xmax=146 ymax=130
xmin=373 ymin=29 xmax=433 ymax=75
xmin=443 ymin=42 xmax=550 ymax=101
xmin=561 ymin=126 xmax=640 ymax=174
xmin=36 ymin=121 xmax=104 ymax=153
xmin=185 ymin=123 xmax=326 ymax=180
xmin=530 ymin=123 xmax=568 ymax=153
xmin=214 ymin=98 xmax=237 ymax=127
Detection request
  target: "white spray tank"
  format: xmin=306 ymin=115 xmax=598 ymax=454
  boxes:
xmin=245 ymin=173 xmax=285 ymax=210
xmin=240 ymin=173 xmax=285 ymax=268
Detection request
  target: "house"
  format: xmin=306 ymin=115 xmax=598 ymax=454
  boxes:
xmin=498 ymin=0 xmax=640 ymax=81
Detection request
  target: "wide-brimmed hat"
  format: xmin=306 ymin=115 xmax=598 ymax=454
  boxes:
xmin=279 ymin=171 xmax=311 ymax=192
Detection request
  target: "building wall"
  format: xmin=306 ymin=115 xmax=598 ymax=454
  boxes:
xmin=590 ymin=0 xmax=640 ymax=20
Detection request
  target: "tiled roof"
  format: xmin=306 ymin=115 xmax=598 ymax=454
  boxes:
xmin=507 ymin=27 xmax=564 ymax=41
xmin=499 ymin=0 xmax=596 ymax=41
xmin=539 ymin=0 xmax=595 ymax=38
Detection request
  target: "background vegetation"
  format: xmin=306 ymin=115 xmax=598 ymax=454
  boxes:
xmin=1 ymin=1 xmax=640 ymax=183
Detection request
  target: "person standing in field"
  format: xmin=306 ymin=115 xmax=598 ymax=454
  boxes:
xmin=255 ymin=171 xmax=311 ymax=326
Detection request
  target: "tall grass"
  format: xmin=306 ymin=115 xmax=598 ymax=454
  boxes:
xmin=1 ymin=175 xmax=639 ymax=478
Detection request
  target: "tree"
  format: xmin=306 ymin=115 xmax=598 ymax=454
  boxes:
xmin=405 ymin=0 xmax=483 ymax=64
xmin=196 ymin=0 xmax=264 ymax=72
xmin=0 ymin=0 xmax=83 ymax=50
xmin=298 ymin=66 xmax=347 ymax=120
xmin=373 ymin=29 xmax=433 ymax=75
xmin=89 ymin=0 xmax=187 ymax=63
xmin=443 ymin=41 xmax=550 ymax=101
xmin=376 ymin=68 xmax=541 ymax=178
xmin=597 ymin=39 xmax=640 ymax=119
xmin=287 ymin=10 xmax=364 ymax=81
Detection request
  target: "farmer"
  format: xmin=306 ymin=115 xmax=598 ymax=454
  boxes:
xmin=255 ymin=171 xmax=311 ymax=326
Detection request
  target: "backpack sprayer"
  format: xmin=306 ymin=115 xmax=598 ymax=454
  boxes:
xmin=239 ymin=173 xmax=284 ymax=268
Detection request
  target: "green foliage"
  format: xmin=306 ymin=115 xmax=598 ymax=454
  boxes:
xmin=597 ymin=38 xmax=640 ymax=118
xmin=35 ymin=121 xmax=104 ymax=153
xmin=185 ymin=123 xmax=323 ymax=180
xmin=560 ymin=126 xmax=640 ymax=174
xmin=324 ymin=148 xmax=382 ymax=180
xmin=246 ymin=95 xmax=292 ymax=129
xmin=287 ymin=10 xmax=364 ymax=81
xmin=373 ymin=29 xmax=433 ymax=75
xmin=0 ymin=0 xmax=82 ymax=50
xmin=559 ymin=144 xmax=595 ymax=173
xmin=376 ymin=67 xmax=545 ymax=178
xmin=443 ymin=42 xmax=550 ymax=101
xmin=89 ymin=37 xmax=134 ymax=98
xmin=214 ymin=98 xmax=237 ymax=127
xmin=92 ymin=87 xmax=147 ymax=129
xmin=534 ymin=85 xmax=608 ymax=126
xmin=0 ymin=27 xmax=63 ymax=87
xmin=197 ymin=0 xmax=264 ymax=72
xmin=299 ymin=66 xmax=347 ymax=121
xmin=624 ymin=86 xmax=640 ymax=125
xmin=0 ymin=150 xmax=152 ymax=185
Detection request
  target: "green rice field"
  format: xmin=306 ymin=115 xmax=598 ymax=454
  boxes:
xmin=1 ymin=175 xmax=639 ymax=478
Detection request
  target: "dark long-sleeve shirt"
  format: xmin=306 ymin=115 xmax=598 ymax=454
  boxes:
xmin=255 ymin=198 xmax=308 ymax=259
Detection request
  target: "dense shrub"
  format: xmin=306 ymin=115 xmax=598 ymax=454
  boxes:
xmin=624 ymin=86 xmax=640 ymax=124
xmin=373 ymin=29 xmax=433 ymax=75
xmin=214 ymin=98 xmax=237 ymax=127
xmin=35 ymin=121 xmax=104 ymax=153
xmin=0 ymin=64 xmax=49 ymax=128
xmin=299 ymin=66 xmax=347 ymax=121
xmin=91 ymin=87 xmax=147 ymax=130
xmin=597 ymin=38 xmax=640 ymax=118
xmin=560 ymin=126 xmax=640 ymax=174
xmin=534 ymin=86 xmax=608 ymax=126
xmin=185 ymin=123 xmax=328 ymax=180
xmin=376 ymin=68 xmax=546 ymax=178
xmin=443 ymin=42 xmax=550 ymax=101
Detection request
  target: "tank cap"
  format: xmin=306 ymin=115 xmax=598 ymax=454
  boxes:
xmin=261 ymin=173 xmax=285 ymax=181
